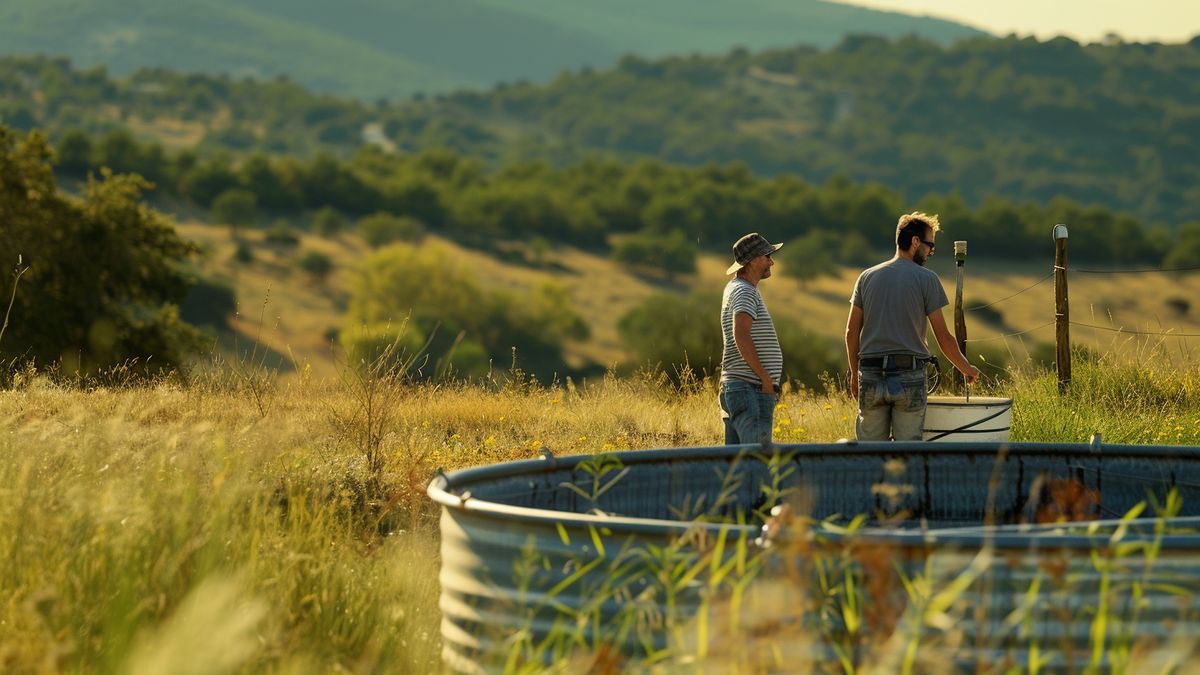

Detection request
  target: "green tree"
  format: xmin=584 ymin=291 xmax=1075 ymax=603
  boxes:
xmin=344 ymin=244 xmax=588 ymax=379
xmin=526 ymin=236 xmax=549 ymax=266
xmin=240 ymin=154 xmax=301 ymax=212
xmin=611 ymin=229 xmax=697 ymax=280
xmin=211 ymin=189 xmax=258 ymax=230
xmin=776 ymin=231 xmax=843 ymax=287
xmin=298 ymin=250 xmax=333 ymax=282
xmin=357 ymin=212 xmax=425 ymax=248
xmin=94 ymin=129 xmax=142 ymax=175
xmin=54 ymin=129 xmax=93 ymax=175
xmin=618 ymin=292 xmax=722 ymax=379
xmin=233 ymin=240 xmax=254 ymax=264
xmin=264 ymin=220 xmax=299 ymax=247
xmin=0 ymin=126 xmax=200 ymax=375
xmin=1164 ymin=222 xmax=1200 ymax=270
xmin=179 ymin=158 xmax=241 ymax=207
xmin=618 ymin=291 xmax=840 ymax=387
xmin=313 ymin=206 xmax=347 ymax=236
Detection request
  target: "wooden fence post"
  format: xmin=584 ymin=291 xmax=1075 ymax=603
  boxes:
xmin=1053 ymin=224 xmax=1070 ymax=393
xmin=953 ymin=240 xmax=967 ymax=394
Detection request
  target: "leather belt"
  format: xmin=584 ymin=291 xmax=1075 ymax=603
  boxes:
xmin=860 ymin=354 xmax=925 ymax=370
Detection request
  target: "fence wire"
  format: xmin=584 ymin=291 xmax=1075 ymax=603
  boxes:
xmin=965 ymin=273 xmax=1054 ymax=312
xmin=1069 ymin=321 xmax=1200 ymax=338
xmin=957 ymin=260 xmax=1200 ymax=343
xmin=1074 ymin=263 xmax=1200 ymax=274
xmin=964 ymin=321 xmax=1055 ymax=343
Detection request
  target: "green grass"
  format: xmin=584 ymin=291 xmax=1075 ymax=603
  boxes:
xmin=0 ymin=354 xmax=1198 ymax=671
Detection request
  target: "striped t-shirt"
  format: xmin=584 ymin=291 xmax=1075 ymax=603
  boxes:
xmin=720 ymin=277 xmax=782 ymax=386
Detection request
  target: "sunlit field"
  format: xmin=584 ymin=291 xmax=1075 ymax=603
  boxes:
xmin=178 ymin=222 xmax=1200 ymax=383
xmin=2 ymin=351 xmax=1200 ymax=672
xmin=9 ymin=17 xmax=1200 ymax=673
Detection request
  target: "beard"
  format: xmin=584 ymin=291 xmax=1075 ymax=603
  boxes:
xmin=913 ymin=249 xmax=928 ymax=266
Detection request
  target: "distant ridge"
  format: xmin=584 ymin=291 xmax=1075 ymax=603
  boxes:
xmin=0 ymin=0 xmax=985 ymax=99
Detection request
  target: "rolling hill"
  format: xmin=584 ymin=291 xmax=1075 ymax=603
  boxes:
xmin=180 ymin=220 xmax=1200 ymax=382
xmin=7 ymin=32 xmax=1200 ymax=226
xmin=0 ymin=0 xmax=984 ymax=99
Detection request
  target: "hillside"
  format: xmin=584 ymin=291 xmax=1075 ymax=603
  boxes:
xmin=0 ymin=0 xmax=982 ymax=99
xmin=6 ymin=34 xmax=1200 ymax=225
xmin=474 ymin=0 xmax=984 ymax=61
xmin=181 ymin=220 xmax=1200 ymax=382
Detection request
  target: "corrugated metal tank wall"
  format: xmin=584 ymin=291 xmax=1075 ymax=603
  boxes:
xmin=429 ymin=442 xmax=1200 ymax=672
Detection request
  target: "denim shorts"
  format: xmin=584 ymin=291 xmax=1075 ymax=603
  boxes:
xmin=720 ymin=379 xmax=777 ymax=446
xmin=856 ymin=367 xmax=927 ymax=441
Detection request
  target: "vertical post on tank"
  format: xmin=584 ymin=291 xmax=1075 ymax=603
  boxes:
xmin=1053 ymin=224 xmax=1071 ymax=394
xmin=954 ymin=240 xmax=968 ymax=400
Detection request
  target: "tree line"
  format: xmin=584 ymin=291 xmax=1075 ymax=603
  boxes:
xmin=5 ymin=33 xmax=1200 ymax=225
xmin=47 ymin=126 xmax=1200 ymax=269
xmin=0 ymin=125 xmax=595 ymax=381
xmin=7 ymin=120 xmax=1200 ymax=386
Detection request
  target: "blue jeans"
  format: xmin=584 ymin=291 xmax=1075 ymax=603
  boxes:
xmin=720 ymin=379 xmax=777 ymax=446
xmin=856 ymin=367 xmax=927 ymax=441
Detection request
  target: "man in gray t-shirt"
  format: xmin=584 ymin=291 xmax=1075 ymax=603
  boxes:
xmin=845 ymin=212 xmax=980 ymax=441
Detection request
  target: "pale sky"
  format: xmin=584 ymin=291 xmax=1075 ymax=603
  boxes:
xmin=841 ymin=1 xmax=1200 ymax=44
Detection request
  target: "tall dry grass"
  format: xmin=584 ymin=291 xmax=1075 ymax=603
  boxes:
xmin=0 ymin=368 xmax=743 ymax=673
xmin=1 ymin=351 xmax=1199 ymax=672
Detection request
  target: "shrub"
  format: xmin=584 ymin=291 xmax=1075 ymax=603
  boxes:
xmin=313 ymin=207 xmax=347 ymax=236
xmin=357 ymin=212 xmax=426 ymax=248
xmin=340 ymin=321 xmax=492 ymax=380
xmin=265 ymin=220 xmax=299 ymax=247
xmin=211 ymin=189 xmax=258 ymax=229
xmin=233 ymin=241 xmax=254 ymax=263
xmin=776 ymin=234 xmax=837 ymax=286
xmin=611 ymin=229 xmax=696 ymax=280
xmin=298 ymin=251 xmax=333 ymax=282
xmin=526 ymin=236 xmax=549 ymax=267
xmin=344 ymin=244 xmax=587 ymax=379
xmin=618 ymin=292 xmax=721 ymax=378
xmin=618 ymin=291 xmax=839 ymax=387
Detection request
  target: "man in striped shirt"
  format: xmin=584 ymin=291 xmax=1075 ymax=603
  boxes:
xmin=719 ymin=233 xmax=784 ymax=446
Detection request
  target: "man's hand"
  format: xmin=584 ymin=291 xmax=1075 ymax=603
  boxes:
xmin=962 ymin=364 xmax=981 ymax=386
xmin=848 ymin=372 xmax=859 ymax=400
xmin=761 ymin=381 xmax=775 ymax=395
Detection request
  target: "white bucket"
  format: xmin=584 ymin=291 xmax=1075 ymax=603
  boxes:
xmin=923 ymin=395 xmax=1013 ymax=442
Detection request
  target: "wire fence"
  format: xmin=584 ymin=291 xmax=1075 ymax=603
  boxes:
xmin=1075 ymin=263 xmax=1200 ymax=274
xmin=958 ymin=260 xmax=1200 ymax=344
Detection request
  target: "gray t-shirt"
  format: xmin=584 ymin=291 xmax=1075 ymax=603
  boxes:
xmin=850 ymin=257 xmax=948 ymax=358
xmin=720 ymin=278 xmax=783 ymax=386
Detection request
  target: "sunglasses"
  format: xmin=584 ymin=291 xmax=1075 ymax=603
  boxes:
xmin=920 ymin=239 xmax=936 ymax=251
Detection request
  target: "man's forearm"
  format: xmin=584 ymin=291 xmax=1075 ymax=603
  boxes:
xmin=935 ymin=332 xmax=972 ymax=374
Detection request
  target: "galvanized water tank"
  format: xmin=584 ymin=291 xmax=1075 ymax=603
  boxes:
xmin=429 ymin=442 xmax=1200 ymax=672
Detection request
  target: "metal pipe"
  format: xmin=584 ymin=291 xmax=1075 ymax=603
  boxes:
xmin=954 ymin=240 xmax=968 ymax=401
